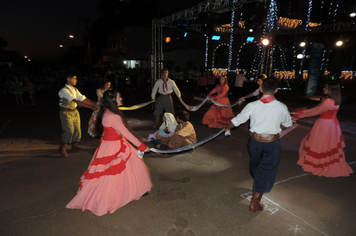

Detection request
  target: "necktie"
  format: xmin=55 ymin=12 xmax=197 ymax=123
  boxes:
xmin=163 ymin=79 xmax=168 ymax=93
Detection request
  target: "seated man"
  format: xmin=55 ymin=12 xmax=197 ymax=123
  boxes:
xmin=160 ymin=110 xmax=197 ymax=149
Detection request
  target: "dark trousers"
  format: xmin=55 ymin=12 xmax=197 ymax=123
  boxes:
xmin=247 ymin=137 xmax=281 ymax=193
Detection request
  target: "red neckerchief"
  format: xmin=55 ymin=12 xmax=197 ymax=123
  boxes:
xmin=260 ymin=95 xmax=276 ymax=104
xmin=162 ymin=78 xmax=168 ymax=93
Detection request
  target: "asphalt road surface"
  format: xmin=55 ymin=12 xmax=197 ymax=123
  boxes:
xmin=1 ymin=89 xmax=355 ymax=236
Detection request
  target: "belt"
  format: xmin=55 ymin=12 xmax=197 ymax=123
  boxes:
xmin=159 ymin=93 xmax=171 ymax=96
xmin=250 ymin=132 xmax=279 ymax=142
xmin=60 ymin=107 xmax=77 ymax=112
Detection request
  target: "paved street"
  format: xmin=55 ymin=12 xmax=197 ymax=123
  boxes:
xmin=0 ymin=89 xmax=355 ymax=236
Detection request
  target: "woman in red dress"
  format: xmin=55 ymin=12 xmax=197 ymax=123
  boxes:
xmin=67 ymin=90 xmax=152 ymax=216
xmin=202 ymin=75 xmax=235 ymax=128
xmin=293 ymin=82 xmax=353 ymax=177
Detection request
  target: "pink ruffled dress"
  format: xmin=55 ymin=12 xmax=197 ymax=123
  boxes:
xmin=202 ymin=84 xmax=235 ymax=128
xmin=295 ymin=98 xmax=353 ymax=177
xmin=67 ymin=110 xmax=152 ymax=216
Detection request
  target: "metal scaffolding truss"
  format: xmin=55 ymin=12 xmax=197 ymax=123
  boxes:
xmin=159 ymin=0 xmax=252 ymax=26
xmin=151 ymin=0 xmax=263 ymax=82
xmin=151 ymin=19 xmax=163 ymax=87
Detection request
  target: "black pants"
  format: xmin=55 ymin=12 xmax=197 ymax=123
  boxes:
xmin=247 ymin=137 xmax=281 ymax=193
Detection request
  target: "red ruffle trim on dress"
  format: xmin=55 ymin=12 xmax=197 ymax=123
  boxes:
xmin=79 ymin=153 xmax=131 ymax=189
xmin=90 ymin=139 xmax=127 ymax=166
xmin=301 ymin=133 xmax=345 ymax=168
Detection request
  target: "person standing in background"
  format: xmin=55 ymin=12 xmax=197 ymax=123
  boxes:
xmin=58 ymin=74 xmax=98 ymax=157
xmin=151 ymin=69 xmax=182 ymax=128
xmin=234 ymin=70 xmax=247 ymax=100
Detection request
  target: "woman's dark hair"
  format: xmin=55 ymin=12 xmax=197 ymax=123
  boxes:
xmin=262 ymin=78 xmax=278 ymax=94
xmin=176 ymin=110 xmax=190 ymax=122
xmin=99 ymin=78 xmax=111 ymax=89
xmin=219 ymin=76 xmax=227 ymax=85
xmin=326 ymin=82 xmax=341 ymax=105
xmin=95 ymin=90 xmax=124 ymax=135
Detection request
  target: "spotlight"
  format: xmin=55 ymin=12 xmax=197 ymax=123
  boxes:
xmin=261 ymin=38 xmax=270 ymax=46
xmin=300 ymin=42 xmax=306 ymax=47
xmin=297 ymin=54 xmax=304 ymax=59
xmin=165 ymin=37 xmax=171 ymax=43
xmin=336 ymin=40 xmax=343 ymax=47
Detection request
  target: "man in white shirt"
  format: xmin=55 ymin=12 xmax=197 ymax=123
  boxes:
xmin=225 ymin=78 xmax=292 ymax=213
xmin=58 ymin=74 xmax=97 ymax=157
xmin=151 ymin=69 xmax=182 ymax=128
xmin=234 ymin=70 xmax=247 ymax=99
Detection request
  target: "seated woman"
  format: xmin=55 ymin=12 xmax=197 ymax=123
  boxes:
xmin=146 ymin=112 xmax=178 ymax=144
xmin=160 ymin=110 xmax=197 ymax=149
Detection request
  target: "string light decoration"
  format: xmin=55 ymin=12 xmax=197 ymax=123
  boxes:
xmin=306 ymin=0 xmax=313 ymax=31
xmin=236 ymin=42 xmax=246 ymax=69
xmin=308 ymin=22 xmax=321 ymax=27
xmin=205 ymin=36 xmax=209 ymax=68
xmin=274 ymin=71 xmax=296 ymax=80
xmin=325 ymin=49 xmax=332 ymax=71
xmin=333 ymin=3 xmax=339 ymax=22
xmin=278 ymin=17 xmax=302 ymax=28
xmin=212 ymin=43 xmax=229 ymax=69
xmin=292 ymin=46 xmax=296 ymax=71
xmin=340 ymin=71 xmax=353 ymax=80
xmin=238 ymin=21 xmax=245 ymax=29
xmin=320 ymin=1 xmax=324 ymax=23
xmin=251 ymin=45 xmax=263 ymax=72
xmin=228 ymin=9 xmax=235 ymax=71
xmin=215 ymin=24 xmax=232 ymax=33
xmin=212 ymin=69 xmax=228 ymax=77
xmin=320 ymin=47 xmax=326 ymax=71
xmin=264 ymin=0 xmax=279 ymax=33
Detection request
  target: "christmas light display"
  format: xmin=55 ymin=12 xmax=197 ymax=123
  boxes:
xmin=212 ymin=43 xmax=229 ymax=68
xmin=278 ymin=17 xmax=302 ymax=28
xmin=228 ymin=10 xmax=235 ymax=71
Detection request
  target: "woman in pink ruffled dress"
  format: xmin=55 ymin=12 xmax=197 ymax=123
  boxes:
xmin=293 ymin=82 xmax=353 ymax=177
xmin=67 ymin=90 xmax=152 ymax=216
xmin=202 ymin=75 xmax=235 ymax=128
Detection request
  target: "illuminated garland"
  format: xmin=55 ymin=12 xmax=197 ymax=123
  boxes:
xmin=212 ymin=43 xmax=229 ymax=69
xmin=264 ymin=0 xmax=278 ymax=32
xmin=205 ymin=36 xmax=209 ymax=68
xmin=306 ymin=0 xmax=313 ymax=31
xmin=340 ymin=71 xmax=354 ymax=80
xmin=212 ymin=69 xmax=228 ymax=77
xmin=228 ymin=9 xmax=235 ymax=71
xmin=274 ymin=71 xmax=296 ymax=80
xmin=215 ymin=24 xmax=232 ymax=33
xmin=278 ymin=17 xmax=302 ymax=28
xmin=308 ymin=22 xmax=321 ymax=27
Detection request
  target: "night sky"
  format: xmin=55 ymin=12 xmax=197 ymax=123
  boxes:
xmin=2 ymin=0 xmax=355 ymax=61
xmin=1 ymin=0 xmax=103 ymax=60
xmin=0 ymin=0 xmax=203 ymax=61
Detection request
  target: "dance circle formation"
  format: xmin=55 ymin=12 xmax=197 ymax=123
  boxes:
xmin=59 ymin=69 xmax=352 ymax=216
